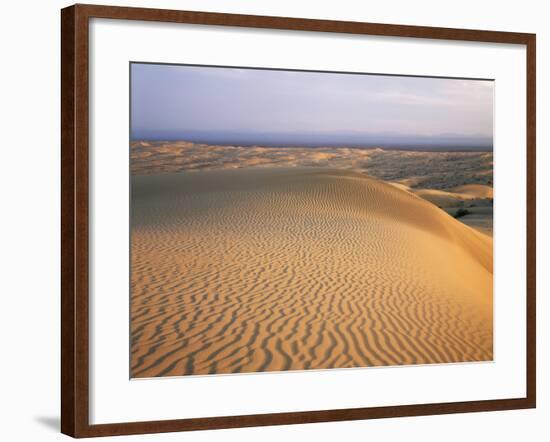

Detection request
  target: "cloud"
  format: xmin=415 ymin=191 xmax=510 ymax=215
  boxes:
xmin=131 ymin=64 xmax=494 ymax=142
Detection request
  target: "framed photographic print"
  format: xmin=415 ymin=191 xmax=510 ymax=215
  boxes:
xmin=61 ymin=4 xmax=536 ymax=438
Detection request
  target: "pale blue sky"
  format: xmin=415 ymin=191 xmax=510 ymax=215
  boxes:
xmin=131 ymin=63 xmax=493 ymax=149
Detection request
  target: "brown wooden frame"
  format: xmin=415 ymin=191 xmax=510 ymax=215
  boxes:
xmin=61 ymin=3 xmax=536 ymax=438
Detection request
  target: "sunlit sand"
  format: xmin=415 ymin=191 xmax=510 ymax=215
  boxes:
xmin=131 ymin=165 xmax=493 ymax=377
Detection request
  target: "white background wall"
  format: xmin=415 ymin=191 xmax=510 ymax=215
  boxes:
xmin=0 ymin=0 xmax=547 ymax=440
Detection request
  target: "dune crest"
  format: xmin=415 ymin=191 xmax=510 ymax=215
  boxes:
xmin=131 ymin=168 xmax=493 ymax=378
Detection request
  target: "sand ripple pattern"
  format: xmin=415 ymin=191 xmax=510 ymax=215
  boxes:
xmin=131 ymin=168 xmax=493 ymax=377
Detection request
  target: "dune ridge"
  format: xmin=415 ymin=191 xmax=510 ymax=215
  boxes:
xmin=131 ymin=168 xmax=493 ymax=378
xmin=131 ymin=141 xmax=494 ymax=236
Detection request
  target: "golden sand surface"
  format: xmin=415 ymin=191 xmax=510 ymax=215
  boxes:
xmin=131 ymin=168 xmax=492 ymax=378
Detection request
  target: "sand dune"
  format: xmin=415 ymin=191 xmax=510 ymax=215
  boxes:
xmin=400 ymin=185 xmax=493 ymax=208
xmin=388 ymin=182 xmax=493 ymax=236
xmin=131 ymin=168 xmax=493 ymax=378
xmin=131 ymin=141 xmax=493 ymax=236
xmin=451 ymin=184 xmax=493 ymax=199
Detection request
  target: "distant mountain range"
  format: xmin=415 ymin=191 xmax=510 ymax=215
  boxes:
xmin=131 ymin=130 xmax=493 ymax=152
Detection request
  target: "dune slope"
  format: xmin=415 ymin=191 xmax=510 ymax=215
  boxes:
xmin=131 ymin=168 xmax=493 ymax=377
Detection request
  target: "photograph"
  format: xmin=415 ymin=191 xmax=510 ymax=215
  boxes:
xmin=130 ymin=63 xmax=494 ymax=378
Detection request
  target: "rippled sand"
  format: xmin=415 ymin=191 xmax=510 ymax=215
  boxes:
xmin=130 ymin=168 xmax=493 ymax=378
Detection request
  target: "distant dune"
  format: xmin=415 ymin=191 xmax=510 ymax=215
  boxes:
xmin=389 ymin=182 xmax=494 ymax=236
xmin=131 ymin=168 xmax=493 ymax=378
